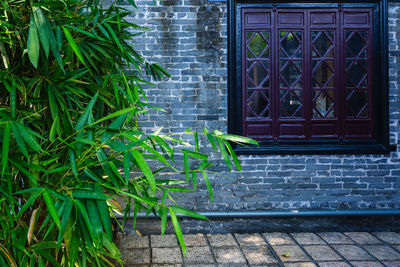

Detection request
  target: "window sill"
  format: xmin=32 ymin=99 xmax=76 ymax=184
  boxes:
xmin=234 ymin=142 xmax=396 ymax=155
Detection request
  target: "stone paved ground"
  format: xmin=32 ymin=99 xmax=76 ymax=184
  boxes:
xmin=119 ymin=232 xmax=400 ymax=266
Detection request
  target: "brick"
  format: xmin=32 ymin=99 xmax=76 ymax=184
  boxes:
xmin=242 ymin=247 xmax=277 ymax=265
xmin=213 ymin=247 xmax=246 ymax=263
xmin=332 ymin=245 xmax=373 ymax=261
xmin=151 ymin=235 xmax=179 ymax=247
xmin=152 ymin=247 xmax=183 ymax=264
xmin=234 ymin=233 xmax=266 ymax=247
xmin=272 ymin=245 xmax=309 ymax=262
xmin=207 ymin=234 xmax=237 ymax=247
xmin=344 ymin=232 xmax=382 ymax=245
xmin=185 ymin=246 xmax=215 ymax=263
xmin=291 ymin=233 xmax=325 ymax=245
xmin=303 ymin=245 xmax=341 ymax=261
xmin=317 ymin=232 xmax=354 ymax=244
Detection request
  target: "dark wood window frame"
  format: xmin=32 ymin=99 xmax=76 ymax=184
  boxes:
xmin=228 ymin=0 xmax=393 ymax=154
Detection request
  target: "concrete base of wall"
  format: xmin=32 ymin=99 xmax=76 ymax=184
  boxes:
xmin=121 ymin=216 xmax=400 ymax=235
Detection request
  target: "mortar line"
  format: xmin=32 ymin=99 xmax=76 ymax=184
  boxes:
xmin=204 ymin=233 xmax=219 ymax=267
xmin=231 ymin=233 xmax=250 ymax=266
xmin=342 ymin=232 xmax=386 ymax=266
xmin=260 ymin=233 xmax=286 ymax=267
xmin=287 ymin=233 xmax=320 ymax=267
xmin=314 ymin=232 xmax=355 ymax=267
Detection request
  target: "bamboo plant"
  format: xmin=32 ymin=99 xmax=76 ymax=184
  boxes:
xmin=0 ymin=0 xmax=257 ymax=266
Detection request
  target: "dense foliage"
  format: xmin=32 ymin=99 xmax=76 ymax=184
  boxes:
xmin=0 ymin=0 xmax=257 ymax=266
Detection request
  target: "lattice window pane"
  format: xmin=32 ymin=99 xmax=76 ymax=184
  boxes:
xmin=247 ymin=90 xmax=270 ymax=118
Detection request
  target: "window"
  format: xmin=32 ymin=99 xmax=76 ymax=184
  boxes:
xmin=228 ymin=1 xmax=390 ymax=154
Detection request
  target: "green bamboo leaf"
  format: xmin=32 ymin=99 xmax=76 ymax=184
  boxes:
xmin=33 ymin=7 xmax=50 ymax=58
xmin=62 ymin=26 xmax=85 ymax=65
xmin=201 ymin=171 xmax=213 ymax=202
xmin=169 ymin=209 xmax=186 ymax=256
xmin=10 ymin=122 xmax=28 ymax=158
xmin=183 ymin=152 xmax=189 ymax=183
xmin=27 ymin=15 xmax=40 ymax=68
xmin=68 ymin=149 xmax=78 ymax=178
xmin=123 ymin=151 xmax=130 ymax=185
xmin=2 ymin=123 xmax=10 ymax=174
xmin=86 ymin=199 xmax=103 ymax=241
xmin=167 ymin=187 xmax=192 ymax=192
xmin=92 ymin=106 xmax=136 ymax=126
xmin=131 ymin=149 xmax=156 ymax=193
xmin=72 ymin=190 xmax=109 ymax=199
xmin=16 ymin=123 xmax=42 ymax=153
xmin=16 ymin=189 xmax=43 ymax=218
xmin=223 ymin=140 xmax=242 ymax=171
xmin=194 ymin=132 xmax=199 ymax=152
xmin=57 ymin=198 xmax=73 ymax=249
xmin=10 ymin=87 xmax=15 ymax=119
xmin=75 ymin=93 xmax=98 ymax=131
xmin=104 ymin=23 xmax=123 ymax=51
xmin=75 ymin=199 xmax=96 ymax=243
xmin=206 ymin=134 xmax=218 ymax=153
xmin=220 ymin=134 xmax=258 ymax=145
xmin=181 ymin=149 xmax=208 ymax=160
xmin=43 ymin=190 xmax=61 ymax=230
xmin=216 ymin=137 xmax=231 ymax=171
xmin=65 ymin=25 xmax=106 ymax=41
xmin=169 ymin=206 xmax=208 ymax=220
xmin=96 ymin=192 xmax=113 ymax=241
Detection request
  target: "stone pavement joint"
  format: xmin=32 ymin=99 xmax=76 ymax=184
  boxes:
xmin=119 ymin=231 xmax=400 ymax=266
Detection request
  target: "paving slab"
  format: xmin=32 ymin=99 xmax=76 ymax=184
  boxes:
xmin=349 ymin=261 xmax=384 ymax=267
xmin=235 ymin=233 xmax=266 ymax=247
xmin=363 ymin=245 xmax=400 ymax=260
xmin=263 ymin=232 xmax=296 ymax=245
xmin=382 ymin=261 xmax=400 ymax=267
xmin=344 ymin=232 xmax=382 ymax=245
xmin=284 ymin=262 xmax=317 ymax=267
xmin=120 ymin=235 xmax=149 ymax=249
xmin=272 ymin=245 xmax=309 ymax=262
xmin=332 ymin=245 xmax=373 ymax=261
xmin=318 ymin=261 xmax=351 ymax=267
xmin=291 ymin=233 xmax=325 ymax=245
xmin=303 ymin=245 xmax=341 ymax=261
xmin=241 ymin=247 xmax=277 ymax=265
xmin=185 ymin=246 xmax=215 ymax=263
xmin=151 ymin=234 xmax=179 ymax=248
xmin=214 ymin=247 xmax=246 ymax=263
xmin=207 ymin=234 xmax=238 ymax=247
xmin=318 ymin=232 xmax=354 ymax=244
xmin=121 ymin=248 xmax=151 ymax=265
xmin=372 ymin=232 xmax=400 ymax=244
xmin=183 ymin=234 xmax=208 ymax=247
xmin=152 ymin=247 xmax=183 ymax=264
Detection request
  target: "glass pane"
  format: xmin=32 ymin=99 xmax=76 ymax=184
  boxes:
xmin=346 ymin=90 xmax=368 ymax=118
xmin=280 ymin=61 xmax=302 ymax=88
xmin=280 ymin=89 xmax=303 ymax=118
xmin=248 ymin=62 xmax=268 ymax=88
xmin=346 ymin=61 xmax=367 ymax=88
xmin=247 ymin=32 xmax=269 ymax=58
xmin=313 ymin=90 xmax=335 ymax=118
xmin=247 ymin=90 xmax=270 ymax=118
xmin=280 ymin=31 xmax=302 ymax=58
xmin=312 ymin=31 xmax=334 ymax=58
xmin=313 ymin=60 xmax=334 ymax=88
xmin=346 ymin=31 xmax=367 ymax=59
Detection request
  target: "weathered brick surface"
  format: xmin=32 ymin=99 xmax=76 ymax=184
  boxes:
xmin=126 ymin=0 xmax=400 ymax=215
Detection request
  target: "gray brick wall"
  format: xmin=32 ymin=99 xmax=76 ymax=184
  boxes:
xmin=128 ymin=1 xmax=400 ymax=211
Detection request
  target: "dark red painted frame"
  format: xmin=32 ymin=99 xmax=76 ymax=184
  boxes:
xmin=241 ymin=7 xmax=374 ymax=141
